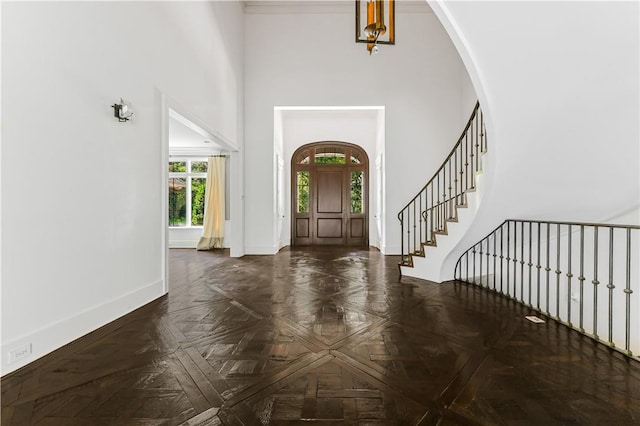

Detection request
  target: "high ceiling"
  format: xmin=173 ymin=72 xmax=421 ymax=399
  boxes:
xmin=242 ymin=0 xmax=432 ymax=14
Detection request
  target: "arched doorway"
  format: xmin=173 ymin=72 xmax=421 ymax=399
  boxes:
xmin=291 ymin=142 xmax=369 ymax=246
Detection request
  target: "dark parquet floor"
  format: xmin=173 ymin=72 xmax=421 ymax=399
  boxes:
xmin=2 ymin=247 xmax=640 ymax=425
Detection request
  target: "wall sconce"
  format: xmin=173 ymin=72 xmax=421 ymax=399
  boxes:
xmin=355 ymin=0 xmax=395 ymax=55
xmin=111 ymin=98 xmax=134 ymax=122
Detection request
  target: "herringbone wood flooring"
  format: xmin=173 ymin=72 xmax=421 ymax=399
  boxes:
xmin=2 ymin=247 xmax=640 ymax=425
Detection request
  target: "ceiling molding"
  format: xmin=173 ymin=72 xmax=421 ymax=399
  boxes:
xmin=242 ymin=1 xmax=432 ymax=15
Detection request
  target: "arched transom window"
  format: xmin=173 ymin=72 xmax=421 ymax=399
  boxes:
xmin=295 ymin=144 xmax=366 ymax=166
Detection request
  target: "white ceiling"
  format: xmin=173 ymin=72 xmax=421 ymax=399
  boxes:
xmin=169 ymin=116 xmax=204 ymax=148
xmin=169 ymin=115 xmax=224 ymax=151
xmin=242 ymin=0 xmax=432 ymax=14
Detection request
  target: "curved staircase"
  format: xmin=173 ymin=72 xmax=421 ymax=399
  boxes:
xmin=398 ymin=102 xmax=487 ymax=282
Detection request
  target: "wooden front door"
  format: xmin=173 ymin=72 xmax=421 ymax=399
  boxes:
xmin=315 ymin=167 xmax=346 ymax=244
xmin=292 ymin=142 xmax=368 ymax=246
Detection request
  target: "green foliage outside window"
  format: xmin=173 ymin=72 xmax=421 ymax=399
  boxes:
xmin=169 ymin=161 xmax=186 ymax=172
xmin=191 ymin=161 xmax=208 ymax=173
xmin=315 ymin=155 xmax=346 ymax=164
xmin=191 ymin=178 xmax=206 ymax=225
xmin=351 ymin=171 xmax=363 ymax=213
xmin=297 ymin=171 xmax=309 ymax=213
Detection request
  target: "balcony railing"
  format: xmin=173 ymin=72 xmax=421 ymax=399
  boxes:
xmin=455 ymin=219 xmax=640 ymax=359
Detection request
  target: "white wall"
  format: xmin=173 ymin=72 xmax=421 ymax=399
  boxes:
xmin=244 ymin=6 xmax=475 ymax=254
xmin=375 ymin=109 xmax=387 ymax=249
xmin=1 ymin=1 xmax=244 ymax=375
xmin=428 ymin=1 xmax=640 ymax=279
xmin=274 ymin=110 xmax=286 ymax=249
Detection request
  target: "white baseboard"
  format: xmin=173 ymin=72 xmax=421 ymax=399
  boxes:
xmin=381 ymin=245 xmax=401 ymax=255
xmin=245 ymin=246 xmax=278 ymax=255
xmin=1 ymin=279 xmax=165 ymax=376
xmin=169 ymin=240 xmax=231 ymax=249
xmin=169 ymin=240 xmax=198 ymax=248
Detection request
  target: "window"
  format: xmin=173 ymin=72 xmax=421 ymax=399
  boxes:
xmin=168 ymin=158 xmax=208 ymax=227
xmin=314 ymin=146 xmax=346 ymax=164
xmin=350 ymin=171 xmax=364 ymax=213
xmin=295 ymin=149 xmax=311 ymax=164
xmin=296 ymin=171 xmax=310 ymax=213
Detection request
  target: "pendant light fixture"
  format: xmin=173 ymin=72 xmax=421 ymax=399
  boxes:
xmin=355 ymin=0 xmax=395 ymax=55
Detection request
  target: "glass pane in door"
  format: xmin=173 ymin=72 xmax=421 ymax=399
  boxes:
xmin=297 ymin=171 xmax=310 ymax=213
xmin=350 ymin=171 xmax=364 ymax=213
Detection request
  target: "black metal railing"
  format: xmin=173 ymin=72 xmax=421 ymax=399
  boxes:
xmin=398 ymin=101 xmax=486 ymax=266
xmin=455 ymin=219 xmax=640 ymax=359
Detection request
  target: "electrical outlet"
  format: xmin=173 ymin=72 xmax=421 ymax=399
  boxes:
xmin=9 ymin=343 xmax=32 ymax=364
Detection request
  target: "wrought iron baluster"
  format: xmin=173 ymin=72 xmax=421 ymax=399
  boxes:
xmin=408 ymin=202 xmax=412 ymax=255
xmin=567 ymin=224 xmax=573 ymax=326
xmin=429 ymin=184 xmax=434 ymax=243
xmin=448 ymin=159 xmax=453 ymax=219
xmin=399 ymin=211 xmax=405 ymax=264
xmin=412 ymin=201 xmax=416 ymax=254
xmin=480 ymin=110 xmax=485 ymax=152
xmin=578 ymin=225 xmax=585 ymax=332
xmin=454 ymin=149 xmax=459 ymax=208
xmin=479 ymin=237 xmax=484 ymax=287
xmin=506 ymin=221 xmax=511 ymax=298
xmin=436 ymin=174 xmax=441 ymax=231
xmin=519 ymin=221 xmax=524 ymax=301
xmin=624 ymin=229 xmax=632 ymax=354
xmin=485 ymin=236 xmax=491 ymax=288
xmin=528 ymin=222 xmax=533 ymax=307
xmin=465 ymin=133 xmax=469 ymax=191
xmin=545 ymin=223 xmax=551 ymax=316
xmin=593 ymin=226 xmax=599 ymax=340
xmin=556 ymin=224 xmax=561 ymax=321
xmin=493 ymin=229 xmax=497 ymax=291
xmin=425 ymin=186 xmax=429 ymax=243
xmin=500 ymin=222 xmax=504 ymax=294
xmin=513 ymin=221 xmax=524 ymax=300
xmin=459 ymin=142 xmax=464 ymax=205
xmin=536 ymin=222 xmax=541 ymax=310
xmin=514 ymin=221 xmax=520 ymax=299
xmin=470 ymin=120 xmax=475 ymax=190
xmin=608 ymin=227 xmax=614 ymax=347
xmin=472 ymin=243 xmax=477 ymax=284
xmin=442 ymin=169 xmax=447 ymax=227
xmin=419 ymin=193 xmax=423 ymax=247
xmin=475 ymin=114 xmax=480 ymax=174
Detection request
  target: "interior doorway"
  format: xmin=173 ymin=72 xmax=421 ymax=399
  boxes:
xmin=291 ymin=142 xmax=368 ymax=246
xmin=160 ymin=92 xmax=241 ymax=294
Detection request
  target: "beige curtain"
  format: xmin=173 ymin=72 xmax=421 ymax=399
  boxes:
xmin=197 ymin=156 xmax=225 ymax=250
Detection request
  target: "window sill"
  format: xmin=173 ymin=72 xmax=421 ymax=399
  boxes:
xmin=169 ymin=226 xmax=204 ymax=229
